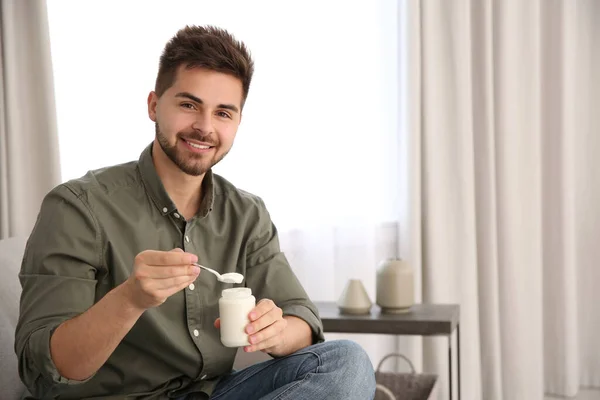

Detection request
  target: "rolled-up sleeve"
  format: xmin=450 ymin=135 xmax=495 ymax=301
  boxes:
xmin=244 ymin=198 xmax=325 ymax=344
xmin=14 ymin=184 xmax=101 ymax=395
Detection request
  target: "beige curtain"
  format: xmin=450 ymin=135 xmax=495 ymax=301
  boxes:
xmin=402 ymin=0 xmax=600 ymax=399
xmin=0 ymin=0 xmax=61 ymax=239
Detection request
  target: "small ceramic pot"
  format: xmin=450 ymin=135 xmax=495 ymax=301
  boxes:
xmin=337 ymin=279 xmax=372 ymax=315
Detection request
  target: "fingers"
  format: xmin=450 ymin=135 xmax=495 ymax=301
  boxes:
xmin=135 ymin=264 xmax=200 ymax=279
xmin=133 ymin=249 xmax=200 ymax=279
xmin=173 ymin=276 xmax=198 ymax=293
xmin=242 ymin=299 xmax=286 ymax=352
xmin=246 ymin=299 xmax=282 ymax=334
xmin=157 ymin=276 xmax=198 ymax=301
xmin=136 ymin=249 xmax=198 ymax=266
xmin=213 ymin=298 xmax=288 ymax=353
xmin=128 ymin=249 xmax=200 ymax=310
xmin=141 ymin=275 xmax=197 ymax=292
xmin=245 ymin=318 xmax=287 ymax=352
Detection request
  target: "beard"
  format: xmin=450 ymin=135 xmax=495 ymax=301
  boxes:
xmin=155 ymin=123 xmax=228 ymax=176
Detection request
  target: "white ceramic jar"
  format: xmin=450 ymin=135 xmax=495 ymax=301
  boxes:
xmin=219 ymin=287 xmax=256 ymax=347
xmin=376 ymin=258 xmax=414 ymax=313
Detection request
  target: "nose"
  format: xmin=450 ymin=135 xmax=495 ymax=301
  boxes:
xmin=191 ymin=111 xmax=214 ymax=134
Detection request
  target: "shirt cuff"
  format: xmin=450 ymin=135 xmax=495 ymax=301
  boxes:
xmin=282 ymin=304 xmax=325 ymax=344
xmin=29 ymin=324 xmax=95 ymax=386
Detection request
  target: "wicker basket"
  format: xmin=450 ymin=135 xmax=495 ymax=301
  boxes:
xmin=374 ymin=353 xmax=438 ymax=400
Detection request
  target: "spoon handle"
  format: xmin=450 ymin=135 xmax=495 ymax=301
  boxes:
xmin=192 ymin=263 xmax=220 ymax=278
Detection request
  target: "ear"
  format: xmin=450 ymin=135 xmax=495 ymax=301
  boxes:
xmin=147 ymin=91 xmax=158 ymax=122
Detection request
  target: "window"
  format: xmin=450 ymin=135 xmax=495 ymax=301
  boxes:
xmin=48 ymin=0 xmax=403 ymax=362
xmin=47 ymin=0 xmax=399 ymax=231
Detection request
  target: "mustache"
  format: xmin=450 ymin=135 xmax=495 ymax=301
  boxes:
xmin=177 ymin=131 xmax=218 ymax=146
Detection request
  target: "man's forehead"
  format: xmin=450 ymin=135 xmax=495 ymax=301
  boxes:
xmin=168 ymin=67 xmax=243 ymax=106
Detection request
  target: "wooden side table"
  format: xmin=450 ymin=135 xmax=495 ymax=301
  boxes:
xmin=315 ymin=302 xmax=461 ymax=400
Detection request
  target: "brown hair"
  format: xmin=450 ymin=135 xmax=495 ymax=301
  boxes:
xmin=155 ymin=25 xmax=254 ymax=106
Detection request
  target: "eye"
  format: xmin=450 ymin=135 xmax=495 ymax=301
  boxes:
xmin=217 ymin=111 xmax=232 ymax=119
xmin=180 ymin=102 xmax=196 ymax=110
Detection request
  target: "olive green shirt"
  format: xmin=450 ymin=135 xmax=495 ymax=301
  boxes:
xmin=15 ymin=144 xmax=324 ymax=399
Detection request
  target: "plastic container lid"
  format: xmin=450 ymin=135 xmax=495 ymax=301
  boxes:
xmin=221 ymin=287 xmax=252 ymax=299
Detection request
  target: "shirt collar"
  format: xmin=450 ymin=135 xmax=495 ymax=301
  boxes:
xmin=138 ymin=142 xmax=215 ymax=218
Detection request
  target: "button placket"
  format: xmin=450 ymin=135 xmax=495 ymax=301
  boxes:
xmin=183 ymin=224 xmax=200 ymax=345
xmin=182 ymin=222 xmax=206 ymax=381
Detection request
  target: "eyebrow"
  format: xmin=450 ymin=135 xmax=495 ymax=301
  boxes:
xmin=175 ymin=92 xmax=240 ymax=113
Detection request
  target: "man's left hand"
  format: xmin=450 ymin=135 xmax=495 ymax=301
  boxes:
xmin=214 ymin=298 xmax=288 ymax=354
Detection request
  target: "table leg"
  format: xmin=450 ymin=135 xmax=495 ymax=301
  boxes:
xmin=457 ymin=324 xmax=461 ymax=400
xmin=448 ymin=335 xmax=453 ymax=400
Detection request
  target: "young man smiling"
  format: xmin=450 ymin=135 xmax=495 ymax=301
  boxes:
xmin=15 ymin=25 xmax=376 ymax=399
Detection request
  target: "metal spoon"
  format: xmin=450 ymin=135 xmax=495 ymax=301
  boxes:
xmin=193 ymin=263 xmax=244 ymax=284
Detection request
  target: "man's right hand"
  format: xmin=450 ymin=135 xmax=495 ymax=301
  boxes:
xmin=48 ymin=247 xmax=199 ymax=382
xmin=124 ymin=248 xmax=200 ymax=310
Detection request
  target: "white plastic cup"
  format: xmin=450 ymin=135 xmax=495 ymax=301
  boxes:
xmin=219 ymin=287 xmax=256 ymax=347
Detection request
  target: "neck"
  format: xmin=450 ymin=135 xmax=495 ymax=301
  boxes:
xmin=151 ymin=140 xmax=204 ymax=219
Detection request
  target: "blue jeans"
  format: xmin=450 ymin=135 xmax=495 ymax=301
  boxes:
xmin=187 ymin=339 xmax=376 ymax=400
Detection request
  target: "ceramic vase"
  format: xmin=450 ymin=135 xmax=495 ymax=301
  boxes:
xmin=376 ymin=258 xmax=414 ymax=313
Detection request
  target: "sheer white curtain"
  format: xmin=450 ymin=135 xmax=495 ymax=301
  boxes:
xmin=47 ymin=0 xmax=403 ymax=363
xmin=0 ymin=0 xmax=61 ymax=239
xmin=404 ymin=0 xmax=600 ymax=399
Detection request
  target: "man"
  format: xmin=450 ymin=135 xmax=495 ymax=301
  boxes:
xmin=15 ymin=25 xmax=376 ymax=399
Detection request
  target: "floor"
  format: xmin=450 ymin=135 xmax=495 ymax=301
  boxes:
xmin=545 ymin=389 xmax=600 ymax=400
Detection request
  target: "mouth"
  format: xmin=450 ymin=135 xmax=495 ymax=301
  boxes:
xmin=181 ymin=138 xmax=215 ymax=153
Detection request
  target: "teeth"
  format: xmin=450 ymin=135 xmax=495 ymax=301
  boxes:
xmin=186 ymin=141 xmax=210 ymax=149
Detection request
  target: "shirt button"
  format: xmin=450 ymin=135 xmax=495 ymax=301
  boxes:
xmin=201 ymin=374 xmax=208 ymax=380
xmin=162 ymin=207 xmax=168 ymax=213
xmin=193 ymin=329 xmax=199 ymax=337
xmin=174 ymin=213 xmax=180 ymax=219
xmin=185 ymin=235 xmax=190 ymax=243
xmin=188 ymin=283 xmax=195 ymax=290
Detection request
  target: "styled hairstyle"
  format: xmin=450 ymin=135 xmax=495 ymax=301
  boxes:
xmin=155 ymin=25 xmax=254 ymax=106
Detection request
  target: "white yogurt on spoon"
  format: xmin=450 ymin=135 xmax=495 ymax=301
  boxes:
xmin=193 ymin=263 xmax=244 ymax=284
